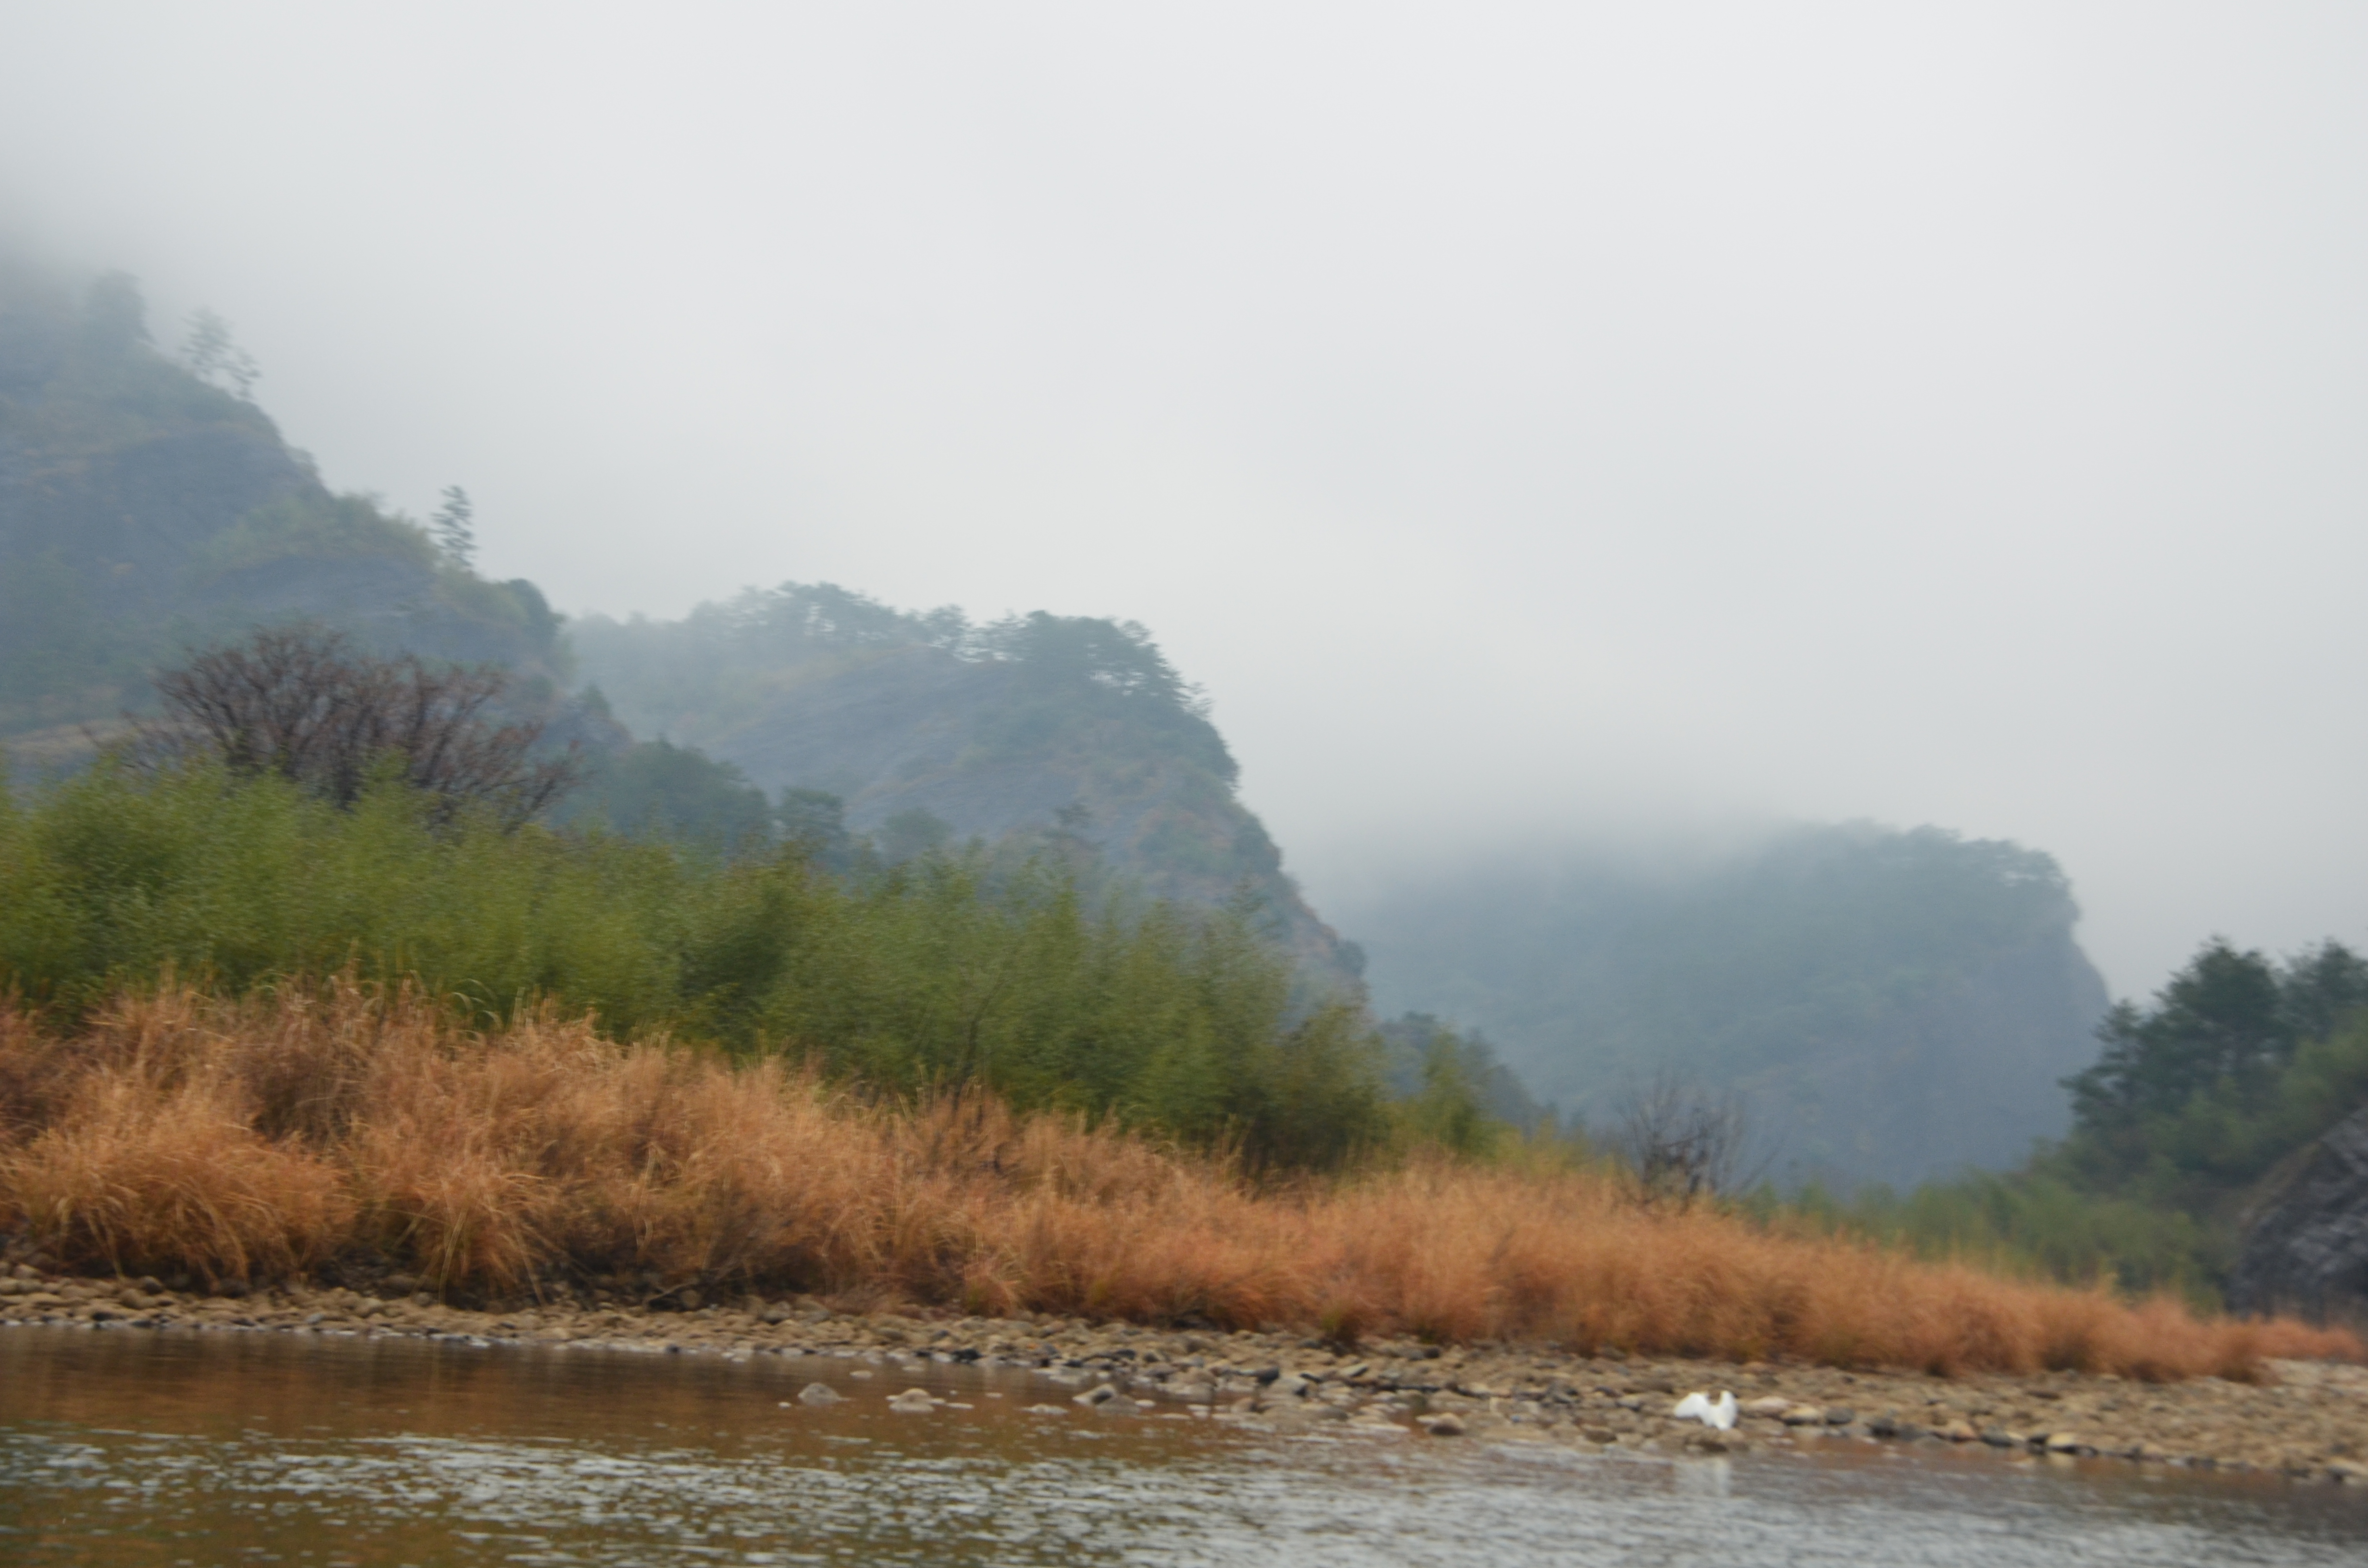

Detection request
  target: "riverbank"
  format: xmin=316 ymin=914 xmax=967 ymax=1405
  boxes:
xmin=5 ymin=983 xmax=2356 ymax=1385
xmin=4 ymin=1266 xmax=2363 ymax=1483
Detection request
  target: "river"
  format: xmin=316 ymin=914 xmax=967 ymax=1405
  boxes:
xmin=1 ymin=1327 xmax=2360 ymax=1565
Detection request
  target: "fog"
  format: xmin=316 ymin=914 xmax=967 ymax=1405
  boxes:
xmin=5 ymin=2 xmax=2366 ymax=997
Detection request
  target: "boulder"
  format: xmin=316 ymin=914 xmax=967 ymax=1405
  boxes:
xmin=2230 ymin=1103 xmax=2368 ymax=1320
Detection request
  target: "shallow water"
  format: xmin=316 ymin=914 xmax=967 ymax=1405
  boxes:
xmin=1 ymin=1327 xmax=2361 ymax=1566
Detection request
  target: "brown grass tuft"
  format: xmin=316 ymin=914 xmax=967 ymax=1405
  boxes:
xmin=0 ymin=980 xmax=2356 ymax=1380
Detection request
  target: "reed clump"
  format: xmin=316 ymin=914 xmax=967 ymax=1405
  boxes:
xmin=0 ymin=980 xmax=2355 ymax=1381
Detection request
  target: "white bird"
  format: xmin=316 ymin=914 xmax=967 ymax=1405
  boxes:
xmin=1671 ymin=1390 xmax=1738 ymax=1430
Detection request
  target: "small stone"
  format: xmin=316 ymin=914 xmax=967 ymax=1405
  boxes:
xmin=888 ymin=1388 xmax=936 ymax=1413
xmin=1075 ymin=1383 xmax=1120 ymax=1407
xmin=798 ymin=1382 xmax=845 ymax=1406
xmin=1418 ymin=1413 xmax=1467 ymax=1437
xmin=1743 ymin=1396 xmax=1790 ymax=1418
xmin=1269 ymin=1372 xmax=1311 ymax=1399
xmin=1823 ymin=1407 xmax=1855 ymax=1425
xmin=2044 ymin=1433 xmax=2084 ymax=1454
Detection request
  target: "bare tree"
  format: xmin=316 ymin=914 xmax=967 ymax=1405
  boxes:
xmin=1612 ymin=1070 xmax=1761 ymax=1211
xmin=134 ymin=626 xmax=582 ymax=828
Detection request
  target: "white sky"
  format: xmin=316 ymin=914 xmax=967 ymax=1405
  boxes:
xmin=5 ymin=1 xmax=2365 ymax=997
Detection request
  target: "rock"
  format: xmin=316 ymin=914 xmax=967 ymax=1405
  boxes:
xmin=2230 ymin=1102 xmax=2368 ymax=1319
xmin=1823 ymin=1407 xmax=1855 ymax=1425
xmin=1418 ymin=1413 xmax=1467 ymax=1437
xmin=1075 ymin=1383 xmax=1120 ymax=1407
xmin=2043 ymin=1432 xmax=2086 ymax=1455
xmin=1024 ymin=1404 xmax=1070 ymax=1415
xmin=1268 ymin=1372 xmax=1311 ymax=1399
xmin=888 ymin=1388 xmax=937 ymax=1413
xmin=1937 ymin=1420 xmax=1979 ymax=1443
xmin=1780 ymin=1405 xmax=1825 ymax=1426
xmin=797 ymin=1382 xmax=845 ymax=1406
xmin=1743 ymin=1396 xmax=1791 ymax=1419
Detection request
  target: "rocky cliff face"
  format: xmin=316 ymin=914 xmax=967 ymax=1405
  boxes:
xmin=2231 ymin=1103 xmax=2368 ymax=1322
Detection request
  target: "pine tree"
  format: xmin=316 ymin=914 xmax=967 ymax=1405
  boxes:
xmin=432 ymin=486 xmax=477 ymax=569
xmin=180 ymin=308 xmax=259 ymax=399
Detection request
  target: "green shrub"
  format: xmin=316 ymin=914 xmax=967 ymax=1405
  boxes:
xmin=0 ymin=759 xmax=1390 ymax=1167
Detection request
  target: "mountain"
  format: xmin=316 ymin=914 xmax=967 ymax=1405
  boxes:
xmin=569 ymin=588 xmax=1356 ymax=977
xmin=3 ymin=253 xmax=2119 ymax=1164
xmin=0 ymin=256 xmax=1357 ymax=983
xmin=1342 ymin=824 xmax=2112 ymax=1188
xmin=0 ymin=261 xmax=570 ymax=766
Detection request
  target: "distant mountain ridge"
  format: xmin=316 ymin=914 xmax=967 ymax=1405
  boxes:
xmin=1344 ymin=824 xmax=2113 ymax=1188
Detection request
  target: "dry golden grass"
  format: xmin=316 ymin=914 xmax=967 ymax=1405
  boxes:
xmin=0 ymin=981 xmax=2355 ymax=1381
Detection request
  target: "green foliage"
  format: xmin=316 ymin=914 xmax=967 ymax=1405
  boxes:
xmin=195 ymin=492 xmax=436 ymax=576
xmin=2065 ymin=939 xmax=2368 ymax=1157
xmin=777 ymin=788 xmax=854 ymax=870
xmin=1764 ymin=1170 xmax=2223 ymax=1304
xmin=1787 ymin=937 xmax=2368 ymax=1302
xmin=1377 ymin=1012 xmax=1553 ymax=1156
xmin=558 ymin=739 xmax=776 ymax=853
xmin=0 ymin=761 xmax=1392 ymax=1168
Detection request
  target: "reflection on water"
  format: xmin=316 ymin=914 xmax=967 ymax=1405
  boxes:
xmin=1 ymin=1327 xmax=2361 ymax=1566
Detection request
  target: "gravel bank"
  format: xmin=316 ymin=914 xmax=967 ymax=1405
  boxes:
xmin=4 ymin=1265 xmax=2362 ymax=1483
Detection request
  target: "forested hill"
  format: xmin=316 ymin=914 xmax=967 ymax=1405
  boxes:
xmin=1344 ymin=825 xmax=2112 ymax=1188
xmin=570 ymin=590 xmax=1356 ymax=977
xmin=0 ymin=258 xmax=1356 ymax=982
xmin=0 ymin=261 xmax=570 ymax=763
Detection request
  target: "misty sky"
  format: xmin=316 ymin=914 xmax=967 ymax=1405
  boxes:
xmin=4 ymin=2 xmax=2365 ymax=998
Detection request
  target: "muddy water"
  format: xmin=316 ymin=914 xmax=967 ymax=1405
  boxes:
xmin=1 ymin=1328 xmax=2362 ymax=1566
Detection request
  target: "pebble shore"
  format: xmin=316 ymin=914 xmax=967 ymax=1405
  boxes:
xmin=4 ymin=1265 xmax=2363 ymax=1484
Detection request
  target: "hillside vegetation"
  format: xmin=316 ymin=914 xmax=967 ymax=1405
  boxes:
xmin=0 ymin=760 xmax=1392 ymax=1168
xmin=571 ymin=587 xmax=1357 ymax=979
xmin=1808 ymin=938 xmax=2368 ymax=1305
xmin=0 ymin=262 xmax=569 ymax=757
